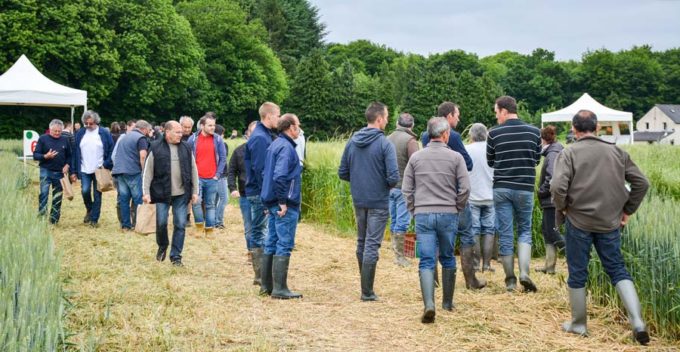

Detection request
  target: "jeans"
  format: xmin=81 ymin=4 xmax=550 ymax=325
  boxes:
xmin=264 ymin=205 xmax=300 ymax=256
xmin=80 ymin=172 xmax=102 ymax=223
xmin=156 ymin=193 xmax=190 ymax=261
xmin=215 ymin=177 xmax=229 ymax=226
xmin=239 ymin=196 xmax=253 ymax=250
xmin=470 ymin=203 xmax=495 ymax=236
xmin=39 ymin=168 xmax=64 ymax=224
xmin=493 ymin=188 xmax=534 ymax=256
xmin=565 ymin=219 xmax=632 ymax=289
xmin=457 ymin=203 xmax=477 ymax=248
xmin=248 ymin=196 xmax=268 ymax=249
xmin=541 ymin=207 xmax=565 ymax=246
xmin=388 ymin=188 xmax=411 ymax=233
xmin=192 ymin=178 xmax=218 ymax=228
xmin=415 ymin=213 xmax=459 ymax=271
xmin=115 ymin=173 xmax=143 ymax=229
xmin=355 ymin=207 xmax=389 ymax=264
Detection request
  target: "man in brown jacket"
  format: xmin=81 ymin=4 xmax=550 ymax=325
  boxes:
xmin=387 ymin=112 xmax=419 ymax=267
xmin=551 ymin=109 xmax=650 ymax=345
xmin=402 ymin=117 xmax=470 ymax=324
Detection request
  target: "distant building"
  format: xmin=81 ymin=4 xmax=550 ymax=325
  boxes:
xmin=634 ymin=104 xmax=680 ymax=145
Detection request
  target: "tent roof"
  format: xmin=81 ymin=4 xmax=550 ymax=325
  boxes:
xmin=541 ymin=93 xmax=632 ymax=123
xmin=0 ymin=55 xmax=87 ymax=108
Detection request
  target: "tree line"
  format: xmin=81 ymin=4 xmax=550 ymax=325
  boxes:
xmin=0 ymin=0 xmax=678 ymax=138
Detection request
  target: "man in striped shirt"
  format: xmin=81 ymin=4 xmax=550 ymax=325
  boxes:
xmin=486 ymin=96 xmax=542 ymax=293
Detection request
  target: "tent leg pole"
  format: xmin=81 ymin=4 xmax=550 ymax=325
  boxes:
xmin=71 ymin=107 xmax=74 ymax=129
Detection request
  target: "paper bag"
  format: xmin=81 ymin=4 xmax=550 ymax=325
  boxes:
xmin=60 ymin=173 xmax=74 ymax=201
xmin=95 ymin=167 xmax=114 ymax=192
xmin=134 ymin=203 xmax=156 ymax=235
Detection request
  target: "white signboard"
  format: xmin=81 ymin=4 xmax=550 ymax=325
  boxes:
xmin=23 ymin=130 xmax=39 ymax=157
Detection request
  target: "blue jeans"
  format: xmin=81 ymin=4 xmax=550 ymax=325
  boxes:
xmin=156 ymin=193 xmax=190 ymax=261
xmin=493 ymin=188 xmax=534 ymax=256
xmin=248 ymin=196 xmax=268 ymax=249
xmin=215 ymin=177 xmax=228 ymax=226
xmin=565 ymin=219 xmax=632 ymax=289
xmin=264 ymin=205 xmax=299 ymax=256
xmin=39 ymin=168 xmax=64 ymax=224
xmin=457 ymin=203 xmax=477 ymax=248
xmin=415 ymin=213 xmax=459 ymax=271
xmin=470 ymin=203 xmax=495 ymax=236
xmin=80 ymin=172 xmax=102 ymax=223
xmin=192 ymin=178 xmax=218 ymax=228
xmin=355 ymin=207 xmax=389 ymax=264
xmin=239 ymin=196 xmax=253 ymax=250
xmin=389 ymin=188 xmax=411 ymax=233
xmin=115 ymin=173 xmax=143 ymax=229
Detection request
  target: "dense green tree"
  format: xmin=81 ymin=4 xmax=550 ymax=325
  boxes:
xmin=326 ymin=40 xmax=401 ymax=76
xmin=657 ymin=48 xmax=680 ymax=104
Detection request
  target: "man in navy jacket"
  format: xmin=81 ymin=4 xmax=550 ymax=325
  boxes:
xmin=34 ymin=119 xmax=71 ymax=224
xmin=259 ymin=114 xmax=303 ymax=299
xmin=339 ymin=101 xmax=399 ymax=301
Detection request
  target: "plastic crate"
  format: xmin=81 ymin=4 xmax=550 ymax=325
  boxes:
xmin=404 ymin=233 xmax=418 ymax=258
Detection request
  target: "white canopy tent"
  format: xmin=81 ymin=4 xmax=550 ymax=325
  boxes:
xmin=541 ymin=93 xmax=633 ymax=144
xmin=0 ymin=54 xmax=87 ymax=127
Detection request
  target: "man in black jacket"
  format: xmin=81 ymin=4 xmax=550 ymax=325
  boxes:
xmin=34 ymin=119 xmax=71 ymax=224
xmin=228 ymin=121 xmax=257 ymax=255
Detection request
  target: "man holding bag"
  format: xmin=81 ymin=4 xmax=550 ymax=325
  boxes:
xmin=34 ymin=119 xmax=71 ymax=224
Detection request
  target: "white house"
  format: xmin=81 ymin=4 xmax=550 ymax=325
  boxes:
xmin=634 ymin=105 xmax=680 ymax=145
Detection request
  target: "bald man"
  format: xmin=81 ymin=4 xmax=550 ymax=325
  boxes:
xmin=143 ymin=121 xmax=199 ymax=267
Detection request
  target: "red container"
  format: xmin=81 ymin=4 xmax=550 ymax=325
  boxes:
xmin=404 ymin=233 xmax=417 ymax=258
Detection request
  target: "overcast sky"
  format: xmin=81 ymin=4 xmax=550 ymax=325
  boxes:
xmin=309 ymin=0 xmax=680 ymax=61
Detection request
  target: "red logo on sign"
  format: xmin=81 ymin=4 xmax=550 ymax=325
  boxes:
xmin=31 ymin=140 xmax=37 ymax=153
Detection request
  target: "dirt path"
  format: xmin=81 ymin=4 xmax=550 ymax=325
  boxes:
xmin=52 ymin=190 xmax=675 ymax=351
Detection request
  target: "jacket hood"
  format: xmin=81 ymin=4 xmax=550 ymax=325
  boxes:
xmin=351 ymin=127 xmax=384 ymax=148
xmin=542 ymin=141 xmax=564 ymax=156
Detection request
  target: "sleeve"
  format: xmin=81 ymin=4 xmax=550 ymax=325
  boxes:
xmin=622 ymin=152 xmax=650 ymax=215
xmin=250 ymin=137 xmax=268 ymax=186
xmin=273 ymin=149 xmax=292 ymax=205
xmin=486 ymin=132 xmax=495 ymax=168
xmin=538 ymin=151 xmax=556 ymax=198
xmin=215 ymin=138 xmax=227 ymax=179
xmin=535 ymin=134 xmax=542 ymax=166
xmin=455 ymin=156 xmax=471 ymax=211
xmin=142 ymin=151 xmax=155 ymax=196
xmin=191 ymin=154 xmax=199 ymax=196
xmin=33 ymin=136 xmax=46 ymax=161
xmin=449 ymin=133 xmax=473 ymax=171
xmin=421 ymin=132 xmax=430 ymax=148
xmin=338 ymin=141 xmax=351 ymax=181
xmin=64 ymin=138 xmax=72 ymax=169
xmin=384 ymin=141 xmax=400 ymax=188
xmin=407 ymin=138 xmax=419 ymax=159
xmin=401 ymin=159 xmax=416 ymax=215
xmin=227 ymin=149 xmax=239 ymax=192
xmin=103 ymin=131 xmax=115 ymax=170
xmin=550 ymin=151 xmax=572 ymax=211
xmin=137 ymin=137 xmax=150 ymax=151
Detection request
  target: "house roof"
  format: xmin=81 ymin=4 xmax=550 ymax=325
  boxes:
xmin=633 ymin=131 xmax=672 ymax=142
xmin=656 ymin=104 xmax=680 ymax=124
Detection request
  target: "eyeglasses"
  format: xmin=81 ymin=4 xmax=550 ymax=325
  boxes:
xmin=85 ymin=122 xmax=96 ymax=127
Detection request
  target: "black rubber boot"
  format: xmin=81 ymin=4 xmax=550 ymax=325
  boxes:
xmin=360 ymin=262 xmax=379 ymax=301
xmin=461 ymin=246 xmax=486 ymax=290
xmin=441 ymin=268 xmax=456 ymax=311
xmin=271 ymin=256 xmax=302 ymax=299
xmin=251 ymin=248 xmax=263 ymax=285
xmin=130 ymin=204 xmax=137 ymax=228
xmin=472 ymin=237 xmax=482 ymax=272
xmin=419 ymin=270 xmax=436 ymax=323
xmin=259 ymin=253 xmax=273 ymax=296
xmin=500 ymin=255 xmax=517 ymax=291
xmin=481 ymin=234 xmax=495 ymax=272
xmin=116 ymin=205 xmax=122 ymax=226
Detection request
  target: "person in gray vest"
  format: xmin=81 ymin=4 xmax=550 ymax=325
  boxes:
xmin=386 ymin=112 xmax=419 ymax=267
xmin=112 ymin=120 xmax=152 ymax=230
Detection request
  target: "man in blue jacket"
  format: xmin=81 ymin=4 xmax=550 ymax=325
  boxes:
xmin=34 ymin=119 xmax=71 ymax=224
xmin=259 ymin=113 xmax=303 ymax=299
xmin=70 ymin=110 xmax=114 ymax=227
xmin=246 ymin=102 xmax=280 ymax=290
xmin=339 ymin=101 xmax=400 ymax=302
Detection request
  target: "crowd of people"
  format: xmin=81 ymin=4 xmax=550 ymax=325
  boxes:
xmin=32 ymin=95 xmax=650 ymax=345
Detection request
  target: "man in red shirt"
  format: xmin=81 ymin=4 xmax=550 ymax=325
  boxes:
xmin=187 ymin=115 xmax=227 ymax=237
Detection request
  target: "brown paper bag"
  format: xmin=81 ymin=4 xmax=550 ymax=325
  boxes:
xmin=60 ymin=173 xmax=74 ymax=201
xmin=134 ymin=203 xmax=156 ymax=235
xmin=95 ymin=167 xmax=114 ymax=192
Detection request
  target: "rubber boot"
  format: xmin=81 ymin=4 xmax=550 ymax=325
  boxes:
xmin=271 ymin=256 xmax=302 ymax=299
xmin=360 ymin=262 xmax=379 ymax=301
xmin=205 ymin=227 xmax=215 ymax=239
xmin=441 ymin=268 xmax=456 ymax=311
xmin=130 ymin=204 xmax=137 ymax=228
xmin=562 ymin=287 xmax=588 ymax=336
xmin=434 ymin=259 xmax=440 ymax=288
xmin=419 ymin=270 xmax=436 ymax=323
xmin=500 ymin=255 xmax=517 ymax=291
xmin=616 ymin=280 xmax=650 ymax=345
xmin=472 ymin=237 xmax=482 ymax=272
xmin=393 ymin=233 xmax=410 ymax=267
xmin=250 ymin=247 xmax=263 ymax=286
xmin=518 ymin=243 xmax=538 ymax=293
xmin=481 ymin=234 xmax=495 ymax=272
xmin=535 ymin=244 xmax=556 ymax=274
xmin=116 ymin=204 xmax=122 ymax=226
xmin=492 ymin=235 xmax=499 ymax=261
xmin=259 ymin=253 xmax=273 ymax=296
xmin=357 ymin=254 xmax=363 ymax=274
xmin=193 ymin=222 xmax=205 ymax=237
xmin=461 ymin=246 xmax=486 ymax=290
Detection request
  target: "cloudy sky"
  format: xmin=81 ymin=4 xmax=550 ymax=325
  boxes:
xmin=309 ymin=0 xmax=680 ymax=60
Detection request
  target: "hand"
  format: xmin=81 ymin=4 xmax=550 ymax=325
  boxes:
xmin=230 ymin=191 xmax=240 ymax=198
xmin=191 ymin=194 xmax=198 ymax=205
xmin=277 ymin=204 xmax=288 ymax=217
xmin=62 ymin=164 xmax=69 ymax=174
xmin=143 ymin=195 xmax=151 ymax=204
xmin=69 ymin=174 xmax=77 ymax=183
xmin=621 ymin=213 xmax=630 ymax=227
xmin=44 ymin=149 xmax=58 ymax=160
